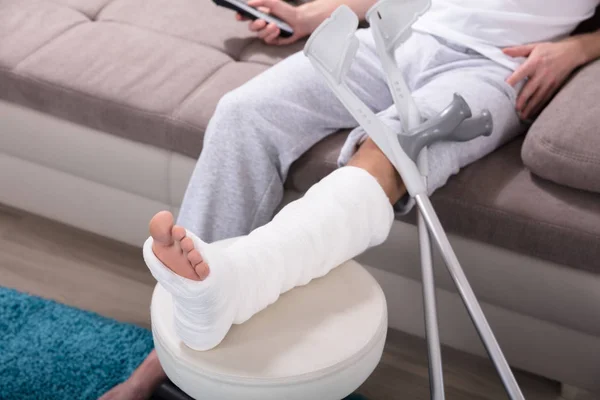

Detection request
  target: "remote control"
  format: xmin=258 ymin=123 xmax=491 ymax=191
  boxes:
xmin=213 ymin=0 xmax=294 ymax=38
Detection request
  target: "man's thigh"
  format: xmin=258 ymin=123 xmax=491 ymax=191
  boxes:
xmin=411 ymin=63 xmax=525 ymax=193
xmin=223 ymin=37 xmax=393 ymax=132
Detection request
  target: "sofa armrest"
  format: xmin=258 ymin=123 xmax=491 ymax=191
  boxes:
xmin=521 ymin=58 xmax=600 ymax=193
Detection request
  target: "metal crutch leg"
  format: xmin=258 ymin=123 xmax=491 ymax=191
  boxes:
xmin=304 ymin=5 xmax=525 ymax=399
xmin=418 ymin=173 xmax=444 ymax=400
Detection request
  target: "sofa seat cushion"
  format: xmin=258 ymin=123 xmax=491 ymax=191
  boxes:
xmin=0 ymin=0 xmax=302 ymax=159
xmin=430 ymin=139 xmax=600 ymax=274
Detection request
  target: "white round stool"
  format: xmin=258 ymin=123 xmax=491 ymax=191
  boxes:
xmin=151 ymin=248 xmax=387 ymax=400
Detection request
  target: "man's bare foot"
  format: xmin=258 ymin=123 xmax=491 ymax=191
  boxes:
xmin=149 ymin=211 xmax=210 ymax=281
xmin=99 ymin=350 xmax=167 ymax=400
xmin=98 ymin=381 xmax=151 ymax=400
xmin=145 ymin=212 xmax=238 ymax=350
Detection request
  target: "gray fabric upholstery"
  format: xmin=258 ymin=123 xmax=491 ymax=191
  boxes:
xmin=1 ymin=0 xmax=599 ymax=273
xmin=431 ymin=139 xmax=600 ymax=274
xmin=0 ymin=0 xmax=298 ymax=158
xmin=54 ymin=0 xmax=114 ymax=18
xmin=0 ymin=2 xmax=87 ymax=69
xmin=522 ymin=59 xmax=600 ymax=193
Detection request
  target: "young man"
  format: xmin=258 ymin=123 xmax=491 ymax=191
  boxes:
xmin=101 ymin=1 xmax=600 ymax=398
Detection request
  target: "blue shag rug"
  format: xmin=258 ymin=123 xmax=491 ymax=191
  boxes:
xmin=0 ymin=287 xmax=369 ymax=400
xmin=0 ymin=286 xmax=154 ymax=400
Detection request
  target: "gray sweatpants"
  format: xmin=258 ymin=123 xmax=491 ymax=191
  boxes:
xmin=177 ymin=30 xmax=523 ymax=242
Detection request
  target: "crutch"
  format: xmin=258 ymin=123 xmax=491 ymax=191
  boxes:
xmin=304 ymin=3 xmax=526 ymax=399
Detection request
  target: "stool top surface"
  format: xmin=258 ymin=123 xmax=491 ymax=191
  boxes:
xmin=151 ymin=259 xmax=387 ymax=383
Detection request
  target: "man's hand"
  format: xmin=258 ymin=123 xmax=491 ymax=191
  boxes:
xmin=503 ymin=40 xmax=585 ymax=119
xmin=236 ymin=0 xmax=379 ymax=46
xmin=235 ymin=0 xmax=317 ymax=45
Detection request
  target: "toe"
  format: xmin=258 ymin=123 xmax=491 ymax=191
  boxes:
xmin=195 ymin=262 xmax=211 ymax=281
xmin=187 ymin=249 xmax=203 ymax=266
xmin=188 ymin=250 xmax=210 ymax=280
xmin=172 ymin=225 xmax=186 ymax=242
xmin=149 ymin=211 xmax=174 ymax=245
xmin=180 ymin=237 xmax=194 ymax=253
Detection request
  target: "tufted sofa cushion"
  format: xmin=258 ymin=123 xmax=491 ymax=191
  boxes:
xmin=0 ymin=0 xmax=303 ymax=158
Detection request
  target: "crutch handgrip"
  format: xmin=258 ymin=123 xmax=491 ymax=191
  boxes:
xmin=446 ymin=110 xmax=493 ymax=142
xmin=397 ymin=94 xmax=494 ymax=162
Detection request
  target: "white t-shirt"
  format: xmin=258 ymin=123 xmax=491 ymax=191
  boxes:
xmin=412 ymin=0 xmax=599 ymax=70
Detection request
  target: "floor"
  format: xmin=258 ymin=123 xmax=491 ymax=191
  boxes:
xmin=0 ymin=204 xmax=594 ymax=400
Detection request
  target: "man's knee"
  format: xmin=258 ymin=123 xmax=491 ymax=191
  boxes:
xmin=207 ymin=91 xmax=274 ymax=149
xmin=214 ymin=91 xmax=255 ymax=121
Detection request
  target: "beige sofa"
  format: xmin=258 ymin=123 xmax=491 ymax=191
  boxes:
xmin=1 ymin=0 xmax=599 ymax=395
